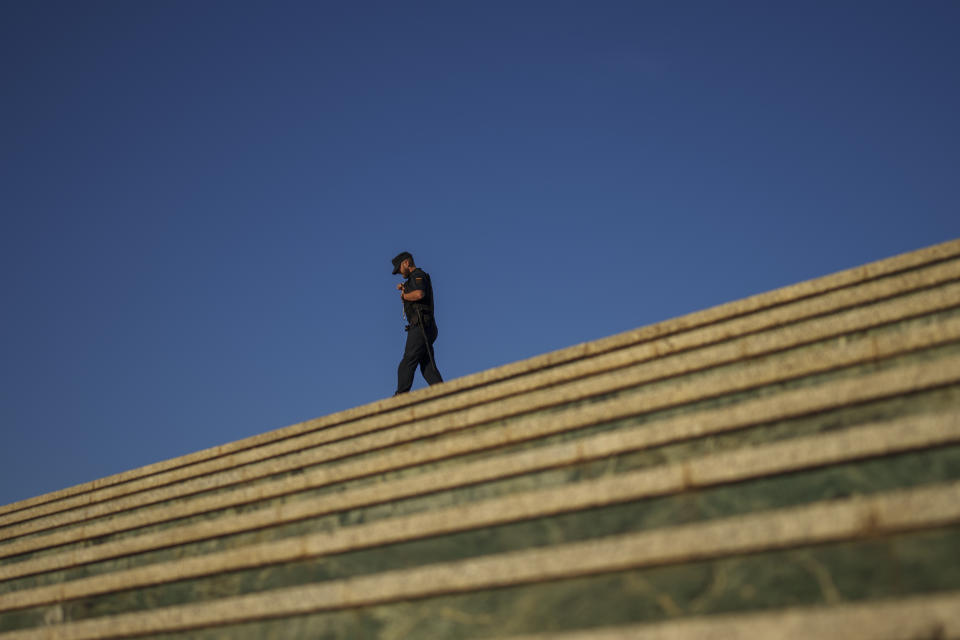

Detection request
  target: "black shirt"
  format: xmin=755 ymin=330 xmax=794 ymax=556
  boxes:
xmin=403 ymin=268 xmax=435 ymax=323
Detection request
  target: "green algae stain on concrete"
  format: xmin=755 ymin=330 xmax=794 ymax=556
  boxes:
xmin=141 ymin=527 xmax=960 ymax=640
xmin=4 ymin=444 xmax=959 ymax=633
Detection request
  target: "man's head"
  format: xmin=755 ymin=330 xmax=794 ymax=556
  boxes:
xmin=391 ymin=251 xmax=415 ymax=276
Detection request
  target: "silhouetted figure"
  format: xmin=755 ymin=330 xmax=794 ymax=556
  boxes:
xmin=392 ymin=251 xmax=443 ymax=394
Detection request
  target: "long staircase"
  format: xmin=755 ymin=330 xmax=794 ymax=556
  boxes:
xmin=2 ymin=239 xmax=959 ymax=639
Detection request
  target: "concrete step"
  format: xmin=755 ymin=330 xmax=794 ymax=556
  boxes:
xmin=1 ymin=240 xmax=958 ymax=531
xmin=1 ymin=411 xmax=957 ymax=611
xmin=493 ymin=592 xmax=960 ymax=640
xmin=2 ymin=252 xmax=958 ymax=547
xmin=2 ymin=277 xmax=958 ymax=561
xmin=1 ymin=481 xmax=958 ymax=638
xmin=3 ymin=238 xmax=956 ymax=525
xmin=0 ymin=238 xmax=958 ymax=639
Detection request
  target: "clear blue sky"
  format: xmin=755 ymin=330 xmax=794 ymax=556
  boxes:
xmin=2 ymin=1 xmax=957 ymax=507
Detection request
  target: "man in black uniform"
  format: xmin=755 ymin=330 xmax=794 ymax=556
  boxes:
xmin=392 ymin=251 xmax=443 ymax=394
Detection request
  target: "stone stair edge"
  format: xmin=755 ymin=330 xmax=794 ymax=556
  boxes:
xmin=2 ymin=480 xmax=958 ymax=640
xmin=491 ymin=591 xmax=960 ymax=640
xmin=4 ymin=255 xmax=959 ymax=535
xmin=3 ymin=303 xmax=958 ymax=545
xmin=3 ymin=238 xmax=956 ymax=520
xmin=1 ymin=410 xmax=956 ymax=611
xmin=2 ymin=348 xmax=958 ymax=566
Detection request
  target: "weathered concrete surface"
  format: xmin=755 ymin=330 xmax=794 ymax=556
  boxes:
xmin=1 ymin=238 xmax=959 ymax=639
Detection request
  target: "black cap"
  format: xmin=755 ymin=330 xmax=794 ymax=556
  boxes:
xmin=391 ymin=251 xmax=413 ymax=275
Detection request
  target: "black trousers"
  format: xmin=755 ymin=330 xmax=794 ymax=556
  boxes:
xmin=396 ymin=320 xmax=442 ymax=393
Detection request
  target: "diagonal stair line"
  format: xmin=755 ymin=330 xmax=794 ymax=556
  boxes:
xmin=2 ymin=480 xmax=958 ymax=640
xmin=2 ymin=240 xmax=957 ymax=524
xmin=1 ymin=410 xmax=957 ymax=609
xmin=1 ymin=348 xmax=958 ymax=564
xmin=4 ymin=401 xmax=955 ymax=585
xmin=3 ymin=293 xmax=959 ymax=546
xmin=491 ymin=591 xmax=960 ymax=640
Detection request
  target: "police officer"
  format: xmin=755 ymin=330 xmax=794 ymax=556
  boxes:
xmin=392 ymin=251 xmax=443 ymax=394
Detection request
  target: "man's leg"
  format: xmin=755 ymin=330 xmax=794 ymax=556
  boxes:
xmin=396 ymin=328 xmax=426 ymax=394
xmin=419 ymin=322 xmax=443 ymax=385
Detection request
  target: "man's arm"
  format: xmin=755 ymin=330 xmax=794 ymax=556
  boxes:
xmin=400 ymin=289 xmax=425 ymax=301
xmin=399 ymin=271 xmax=428 ymax=301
